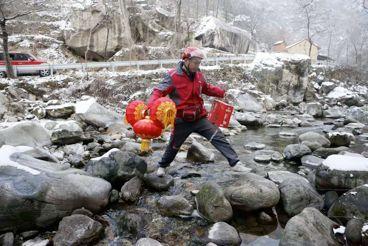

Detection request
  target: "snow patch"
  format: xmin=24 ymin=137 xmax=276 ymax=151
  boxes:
xmin=323 ymin=154 xmax=368 ymax=171
xmin=91 ymin=148 xmax=120 ymax=161
xmin=74 ymin=98 xmax=96 ymax=114
xmin=333 ymin=226 xmax=345 ymax=234
xmin=327 ymin=86 xmax=356 ymax=99
xmin=363 ymin=224 xmax=368 ymax=233
xmin=208 ymin=223 xmax=222 ymax=240
xmin=0 ymin=145 xmax=41 ymax=175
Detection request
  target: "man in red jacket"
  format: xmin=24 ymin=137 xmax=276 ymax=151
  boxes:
xmin=148 ymin=47 xmax=249 ymax=177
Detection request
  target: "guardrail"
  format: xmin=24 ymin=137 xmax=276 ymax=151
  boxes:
xmin=6 ymin=54 xmax=255 ymax=77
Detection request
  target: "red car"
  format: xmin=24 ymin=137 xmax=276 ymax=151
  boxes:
xmin=0 ymin=52 xmax=50 ymax=77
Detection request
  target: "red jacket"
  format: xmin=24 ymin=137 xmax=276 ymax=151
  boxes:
xmin=148 ymin=61 xmax=225 ymax=119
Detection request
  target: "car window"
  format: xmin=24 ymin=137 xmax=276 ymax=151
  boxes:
xmin=9 ymin=54 xmax=15 ymax=60
xmin=14 ymin=53 xmax=29 ymax=60
xmin=0 ymin=53 xmax=3 ymax=60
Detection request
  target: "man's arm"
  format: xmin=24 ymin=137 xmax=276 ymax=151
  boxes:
xmin=147 ymin=73 xmax=174 ymax=108
xmin=202 ymin=80 xmax=225 ymax=98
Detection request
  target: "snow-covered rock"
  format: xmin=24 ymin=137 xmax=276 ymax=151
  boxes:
xmin=316 ymin=154 xmax=368 ymax=191
xmin=224 ymin=173 xmax=280 ymax=211
xmin=207 ymin=222 xmax=241 ymax=246
xmin=194 ymin=16 xmax=253 ymax=54
xmin=0 ymin=121 xmax=51 ymax=148
xmin=328 ymin=184 xmax=368 ymax=224
xmin=75 ymin=97 xmax=120 ymax=128
xmin=63 ymin=4 xmax=132 ymax=60
xmin=0 ymin=145 xmax=111 ymax=232
xmin=280 ymin=208 xmax=338 ymax=246
xmin=249 ymin=52 xmax=310 ymax=104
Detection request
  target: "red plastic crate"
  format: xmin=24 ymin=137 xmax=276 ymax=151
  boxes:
xmin=208 ymin=99 xmax=234 ymax=128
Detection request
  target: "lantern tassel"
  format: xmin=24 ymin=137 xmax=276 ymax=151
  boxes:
xmin=140 ymin=139 xmax=151 ymax=153
xmin=163 ymin=108 xmax=176 ymax=129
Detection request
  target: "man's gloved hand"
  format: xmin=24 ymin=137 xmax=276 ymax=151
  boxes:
xmin=223 ymin=91 xmax=235 ymax=102
xmin=218 ymin=81 xmax=229 ymax=91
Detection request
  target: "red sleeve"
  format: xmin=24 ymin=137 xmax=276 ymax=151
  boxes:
xmin=147 ymin=72 xmax=174 ymax=108
xmin=202 ymin=81 xmax=225 ymax=98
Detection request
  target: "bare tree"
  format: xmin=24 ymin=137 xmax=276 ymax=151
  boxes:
xmin=0 ymin=0 xmax=42 ymax=78
xmin=175 ymin=0 xmax=182 ymax=32
xmin=295 ymin=0 xmax=326 ymax=57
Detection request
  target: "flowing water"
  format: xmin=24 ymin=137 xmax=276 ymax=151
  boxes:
xmin=101 ymin=122 xmax=368 ymax=245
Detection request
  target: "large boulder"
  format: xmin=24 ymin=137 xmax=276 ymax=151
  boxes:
xmin=249 ymin=52 xmax=310 ymax=104
xmin=157 ymin=195 xmax=193 ymax=217
xmin=227 ymin=90 xmax=264 ymax=113
xmin=280 ymin=207 xmax=338 ymax=246
xmin=328 ymin=184 xmax=368 ymax=224
xmin=253 ymin=149 xmax=283 ymax=163
xmin=0 ymin=121 xmax=51 ymax=148
xmin=313 ymin=146 xmax=350 ymax=159
xmin=135 ymin=238 xmax=162 ymax=246
xmin=324 ymin=106 xmax=345 ymax=119
xmin=298 ymin=131 xmax=330 ymax=151
xmin=194 ymin=16 xmax=253 ymax=54
xmin=327 ymin=131 xmax=355 ymax=147
xmin=120 ymin=176 xmax=142 ymax=202
xmin=304 ymin=102 xmax=323 ymax=118
xmin=53 ymin=214 xmax=104 ymax=246
xmin=45 ymin=103 xmax=75 ymax=119
xmin=267 ymin=171 xmax=308 ymax=185
xmin=0 ymin=145 xmax=111 ymax=232
xmin=63 ymin=4 xmax=132 ymax=60
xmin=235 ymin=112 xmax=264 ymax=128
xmin=85 ymin=148 xmax=147 ymax=188
xmin=320 ymin=81 xmax=336 ymax=94
xmin=143 ymin=173 xmax=174 ymax=191
xmin=224 ymin=173 xmax=280 ymax=211
xmin=315 ymin=155 xmax=368 ymax=191
xmin=207 ymin=222 xmax=241 ymax=246
xmin=195 ymin=182 xmax=233 ymax=222
xmin=186 ymin=140 xmax=214 ymax=163
xmin=75 ymin=97 xmax=120 ymax=128
xmin=279 ymin=178 xmax=323 ymax=216
xmin=346 ymin=106 xmax=368 ymax=124
xmin=0 ymin=92 xmax=8 ymax=118
xmin=326 ymin=87 xmax=361 ymax=106
xmin=47 ymin=120 xmax=84 ymax=145
xmin=283 ymin=143 xmax=311 ymax=161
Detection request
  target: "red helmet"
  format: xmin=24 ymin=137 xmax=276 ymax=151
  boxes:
xmin=181 ymin=47 xmax=205 ymax=60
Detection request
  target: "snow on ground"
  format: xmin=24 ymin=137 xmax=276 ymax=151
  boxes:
xmin=0 ymin=145 xmax=41 ymax=175
xmin=90 ymin=148 xmax=120 ymax=161
xmin=248 ymin=52 xmax=311 ymax=71
xmin=74 ymin=97 xmax=96 ymax=114
xmin=323 ymin=154 xmax=368 ymax=171
xmin=327 ymin=86 xmax=356 ymax=99
xmin=194 ymin=16 xmax=251 ymax=39
xmin=333 ymin=226 xmax=345 ymax=235
xmin=363 ymin=224 xmax=368 ymax=233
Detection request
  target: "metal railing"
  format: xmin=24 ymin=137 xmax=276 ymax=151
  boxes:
xmin=4 ymin=54 xmax=255 ymax=77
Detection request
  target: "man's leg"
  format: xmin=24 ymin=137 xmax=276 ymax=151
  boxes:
xmin=194 ymin=118 xmax=239 ymax=166
xmin=158 ymin=119 xmax=193 ymax=168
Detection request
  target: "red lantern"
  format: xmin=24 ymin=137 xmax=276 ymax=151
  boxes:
xmin=150 ymin=97 xmax=176 ymax=129
xmin=133 ymin=116 xmax=163 ymax=152
xmin=125 ymin=100 xmax=147 ymax=126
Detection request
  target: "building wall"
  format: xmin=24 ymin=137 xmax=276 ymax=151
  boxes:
xmin=287 ymin=40 xmax=319 ymax=63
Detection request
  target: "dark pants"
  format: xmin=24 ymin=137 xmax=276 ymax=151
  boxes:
xmin=158 ymin=117 xmax=239 ymax=168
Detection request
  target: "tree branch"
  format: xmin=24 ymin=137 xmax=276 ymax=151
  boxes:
xmin=6 ymin=10 xmax=34 ymax=21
